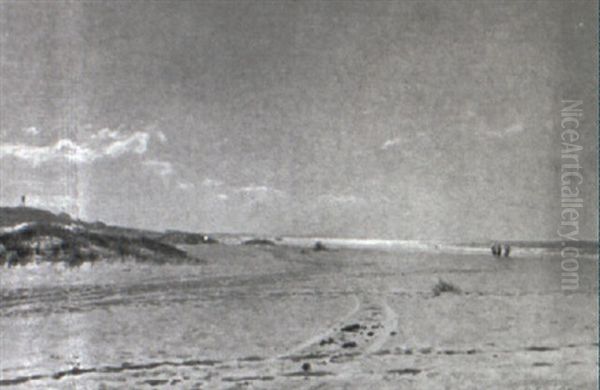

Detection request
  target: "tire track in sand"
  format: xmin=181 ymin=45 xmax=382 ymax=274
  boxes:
xmin=277 ymin=291 xmax=399 ymax=360
xmin=365 ymin=295 xmax=399 ymax=354
xmin=277 ymin=294 xmax=362 ymax=359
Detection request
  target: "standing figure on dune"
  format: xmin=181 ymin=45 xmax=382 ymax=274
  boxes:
xmin=503 ymin=244 xmax=511 ymax=257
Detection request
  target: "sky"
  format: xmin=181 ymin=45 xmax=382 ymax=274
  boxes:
xmin=0 ymin=0 xmax=597 ymax=241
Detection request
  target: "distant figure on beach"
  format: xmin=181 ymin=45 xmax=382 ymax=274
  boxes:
xmin=21 ymin=195 xmax=26 ymax=207
xmin=491 ymin=242 xmax=511 ymax=257
xmin=491 ymin=242 xmax=501 ymax=257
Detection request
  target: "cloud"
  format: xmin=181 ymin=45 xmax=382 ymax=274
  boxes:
xmin=0 ymin=139 xmax=97 ymax=165
xmin=237 ymin=185 xmax=285 ymax=197
xmin=22 ymin=126 xmax=40 ymax=136
xmin=0 ymin=128 xmax=151 ymax=166
xmin=202 ymin=178 xmax=223 ymax=187
xmin=199 ymin=180 xmax=284 ymax=200
xmin=504 ymin=123 xmax=524 ymax=134
xmin=381 ymin=137 xmax=404 ymax=150
xmin=155 ymin=131 xmax=167 ymax=143
xmin=2 ymin=126 xmax=187 ymax=193
xmin=233 ymin=185 xmax=286 ymax=203
xmin=143 ymin=159 xmax=174 ymax=177
xmin=103 ymin=131 xmax=149 ymax=157
xmin=92 ymin=128 xmax=122 ymax=140
xmin=177 ymin=181 xmax=194 ymax=190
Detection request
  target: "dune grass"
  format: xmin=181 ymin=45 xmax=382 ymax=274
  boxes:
xmin=0 ymin=223 xmax=189 ymax=267
xmin=432 ymin=279 xmax=461 ymax=297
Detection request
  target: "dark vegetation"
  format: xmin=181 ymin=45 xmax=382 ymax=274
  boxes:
xmin=313 ymin=241 xmax=328 ymax=251
xmin=160 ymin=230 xmax=218 ymax=245
xmin=432 ymin=279 xmax=461 ymax=297
xmin=0 ymin=207 xmax=73 ymax=227
xmin=0 ymin=207 xmax=192 ymax=267
xmin=387 ymin=368 xmax=422 ymax=376
xmin=242 ymin=238 xmax=276 ymax=246
xmin=340 ymin=323 xmax=362 ymax=332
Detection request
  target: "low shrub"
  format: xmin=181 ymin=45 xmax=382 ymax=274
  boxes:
xmin=432 ymin=279 xmax=461 ymax=297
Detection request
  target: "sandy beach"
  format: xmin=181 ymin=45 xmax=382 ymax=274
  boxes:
xmin=1 ymin=243 xmax=596 ymax=389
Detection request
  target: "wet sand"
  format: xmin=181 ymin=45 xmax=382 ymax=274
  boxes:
xmin=0 ymin=244 xmax=597 ymax=389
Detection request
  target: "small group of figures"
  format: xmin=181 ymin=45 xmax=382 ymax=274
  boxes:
xmin=491 ymin=242 xmax=510 ymax=257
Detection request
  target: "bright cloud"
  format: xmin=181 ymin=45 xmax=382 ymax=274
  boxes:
xmin=0 ymin=139 xmax=97 ymax=165
xmin=381 ymin=137 xmax=403 ymax=150
xmin=1 ymin=126 xmax=189 ymax=191
xmin=103 ymin=131 xmax=149 ymax=157
xmin=0 ymin=127 xmax=151 ymax=166
xmin=92 ymin=127 xmax=122 ymax=140
xmin=237 ymin=185 xmax=285 ymax=196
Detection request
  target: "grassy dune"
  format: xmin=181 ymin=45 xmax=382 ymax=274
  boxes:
xmin=0 ymin=207 xmax=192 ymax=266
